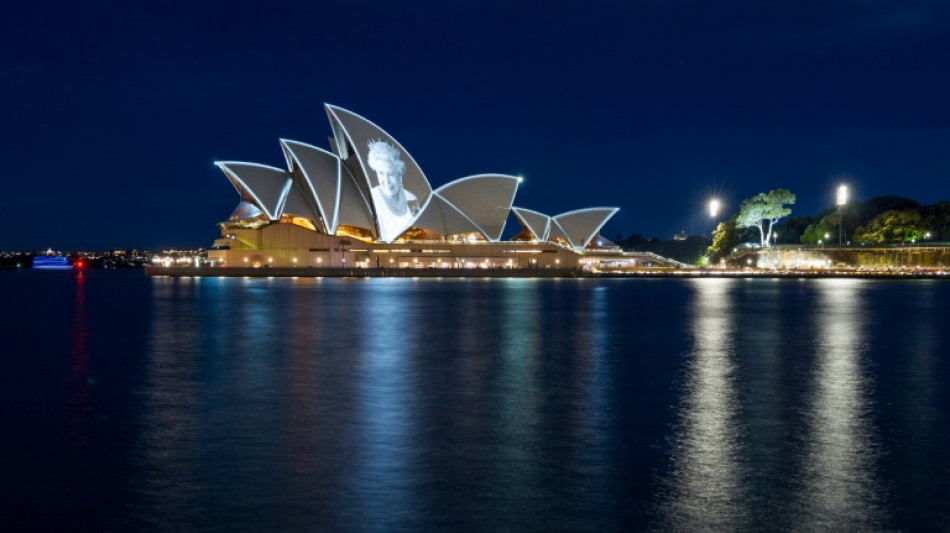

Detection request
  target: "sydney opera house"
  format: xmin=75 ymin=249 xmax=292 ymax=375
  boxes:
xmin=205 ymin=104 xmax=641 ymax=271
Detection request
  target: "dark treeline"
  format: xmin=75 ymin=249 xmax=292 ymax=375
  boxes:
xmin=616 ymin=196 xmax=950 ymax=265
xmin=776 ymin=196 xmax=950 ymax=245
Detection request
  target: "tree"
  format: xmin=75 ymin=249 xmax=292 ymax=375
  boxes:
xmin=707 ymin=215 xmax=739 ymax=264
xmin=920 ymin=200 xmax=950 ymax=240
xmin=736 ymin=189 xmax=796 ymax=247
xmin=616 ymin=233 xmax=646 ymax=249
xmin=774 ymin=215 xmax=813 ymax=244
xmin=855 ymin=196 xmax=921 ymax=225
xmin=800 ymin=214 xmax=837 ymax=245
xmin=852 ymin=209 xmax=923 ymax=244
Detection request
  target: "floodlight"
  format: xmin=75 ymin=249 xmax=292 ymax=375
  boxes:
xmin=836 ymin=185 xmax=848 ymax=206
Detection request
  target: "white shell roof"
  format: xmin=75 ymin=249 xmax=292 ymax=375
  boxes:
xmin=511 ymin=207 xmax=552 ymax=241
xmin=215 ymin=105 xmax=619 ymax=245
xmin=433 ymin=175 xmax=520 ymax=241
xmin=281 ymin=181 xmax=320 ymax=223
xmin=548 ymin=218 xmax=570 ymax=244
xmin=281 ymin=139 xmax=342 ymax=234
xmin=216 ymin=162 xmax=291 ymax=221
xmin=229 ymin=201 xmax=264 ymax=221
xmin=413 ymin=194 xmax=482 ymax=238
xmin=325 ymin=104 xmax=433 ymax=243
xmin=335 ymin=164 xmax=377 ymax=237
xmin=553 ymin=207 xmax=620 ymax=250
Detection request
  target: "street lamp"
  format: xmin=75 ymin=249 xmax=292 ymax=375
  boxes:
xmin=708 ymin=198 xmax=722 ymax=242
xmin=836 ymin=184 xmax=848 ymax=247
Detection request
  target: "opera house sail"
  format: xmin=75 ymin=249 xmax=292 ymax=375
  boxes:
xmin=206 ymin=104 xmax=624 ymax=271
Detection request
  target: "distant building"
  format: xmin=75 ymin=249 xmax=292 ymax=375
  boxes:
xmin=205 ymin=105 xmax=671 ymax=271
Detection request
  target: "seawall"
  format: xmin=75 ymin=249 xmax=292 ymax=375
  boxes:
xmin=145 ymin=266 xmax=948 ymax=280
xmin=145 ymin=266 xmax=584 ymax=278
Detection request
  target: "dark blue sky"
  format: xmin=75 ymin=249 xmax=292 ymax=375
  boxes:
xmin=3 ymin=1 xmax=949 ymax=250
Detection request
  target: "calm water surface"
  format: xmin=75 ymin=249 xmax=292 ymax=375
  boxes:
xmin=2 ymin=270 xmax=949 ymax=531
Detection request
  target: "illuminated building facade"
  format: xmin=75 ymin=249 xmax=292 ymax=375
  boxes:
xmin=207 ymin=105 xmax=624 ymax=270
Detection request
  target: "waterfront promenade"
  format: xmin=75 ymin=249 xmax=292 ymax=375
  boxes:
xmin=145 ymin=265 xmax=950 ymax=279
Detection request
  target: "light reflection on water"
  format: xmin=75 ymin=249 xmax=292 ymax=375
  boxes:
xmin=655 ymin=278 xmax=891 ymax=532
xmin=67 ymin=274 xmax=91 ymax=453
xmin=494 ymin=280 xmax=543 ymax=525
xmin=351 ymin=281 xmax=422 ymax=529
xmin=78 ymin=276 xmax=950 ymax=531
xmin=656 ymin=279 xmax=748 ymax=531
xmin=793 ymin=279 xmax=886 ymax=530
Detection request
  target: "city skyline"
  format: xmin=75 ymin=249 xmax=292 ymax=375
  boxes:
xmin=2 ymin=1 xmax=949 ymax=250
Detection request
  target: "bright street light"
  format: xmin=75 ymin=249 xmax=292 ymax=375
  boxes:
xmin=709 ymin=198 xmax=721 ymax=218
xmin=836 ymin=184 xmax=848 ymax=247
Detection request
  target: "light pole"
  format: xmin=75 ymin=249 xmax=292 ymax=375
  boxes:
xmin=836 ymin=184 xmax=848 ymax=247
xmin=708 ymin=199 xmax=721 ymax=247
xmin=706 ymin=198 xmax=722 ymax=265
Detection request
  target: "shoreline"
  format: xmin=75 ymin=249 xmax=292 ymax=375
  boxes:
xmin=144 ymin=266 xmax=950 ymax=280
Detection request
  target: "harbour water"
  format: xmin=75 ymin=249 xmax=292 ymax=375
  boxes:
xmin=3 ymin=270 xmax=949 ymax=531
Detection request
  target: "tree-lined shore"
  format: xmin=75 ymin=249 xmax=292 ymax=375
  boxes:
xmin=617 ymin=192 xmax=950 ymax=265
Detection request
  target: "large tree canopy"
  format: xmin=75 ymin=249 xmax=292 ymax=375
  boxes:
xmin=800 ymin=213 xmax=839 ymax=245
xmin=852 ymin=209 xmax=923 ymax=244
xmin=736 ymin=189 xmax=796 ymax=247
xmin=775 ymin=215 xmax=812 ymax=244
xmin=707 ymin=215 xmax=740 ymax=264
xmin=920 ymin=200 xmax=950 ymax=240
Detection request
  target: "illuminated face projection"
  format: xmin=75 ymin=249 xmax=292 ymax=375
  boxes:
xmin=367 ymin=140 xmax=419 ymax=241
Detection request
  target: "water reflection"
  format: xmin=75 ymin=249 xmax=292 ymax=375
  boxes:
xmin=66 ymin=274 xmax=91 ymax=452
xmin=793 ymin=279 xmax=887 ymax=530
xmin=120 ymin=278 xmax=208 ymax=530
xmin=499 ymin=280 xmax=542 ymax=434
xmin=894 ymin=284 xmax=944 ymax=520
xmin=577 ymin=286 xmax=611 ymax=427
xmin=107 ymin=276 xmax=936 ymax=530
xmin=567 ymin=284 xmax=614 ymax=526
xmin=657 ymin=279 xmax=748 ymax=531
xmin=492 ymin=280 xmax=543 ymax=526
xmin=350 ymin=280 xmax=421 ymax=528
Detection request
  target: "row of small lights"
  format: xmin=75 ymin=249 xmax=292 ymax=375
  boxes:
xmin=232 ymin=256 xmax=560 ymax=268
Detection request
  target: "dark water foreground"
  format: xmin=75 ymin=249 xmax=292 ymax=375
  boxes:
xmin=2 ymin=270 xmax=949 ymax=531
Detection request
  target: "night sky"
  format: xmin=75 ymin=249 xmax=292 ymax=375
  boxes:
xmin=3 ymin=1 xmax=949 ymax=251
